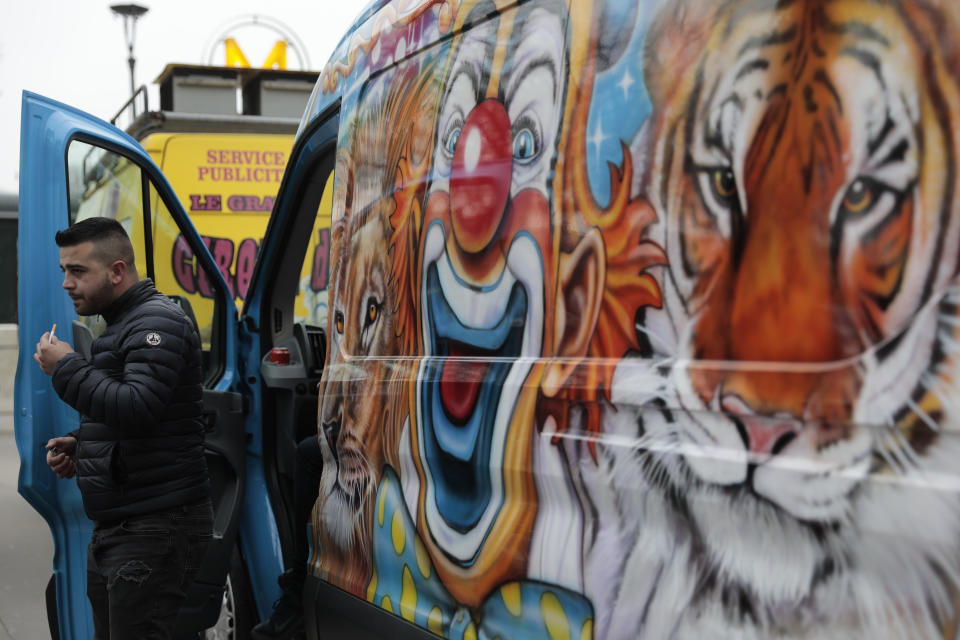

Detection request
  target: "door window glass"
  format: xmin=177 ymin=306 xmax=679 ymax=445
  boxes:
xmin=150 ymin=183 xmax=225 ymax=378
xmin=293 ymin=171 xmax=333 ymax=327
xmin=66 ymin=140 xmax=149 ymax=338
xmin=66 ymin=140 xmax=148 ymax=282
xmin=64 ymin=139 xmax=225 ymax=378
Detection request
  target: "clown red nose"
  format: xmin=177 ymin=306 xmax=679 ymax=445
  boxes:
xmin=450 ymin=99 xmax=513 ymax=254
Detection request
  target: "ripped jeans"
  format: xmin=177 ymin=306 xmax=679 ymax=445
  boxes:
xmin=87 ymin=498 xmax=214 ymax=639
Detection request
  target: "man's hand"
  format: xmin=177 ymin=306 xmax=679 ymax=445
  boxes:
xmin=34 ymin=332 xmax=74 ymax=375
xmin=45 ymin=436 xmax=77 ymax=479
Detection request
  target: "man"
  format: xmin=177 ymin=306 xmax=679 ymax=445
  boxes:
xmin=35 ymin=217 xmax=213 ymax=639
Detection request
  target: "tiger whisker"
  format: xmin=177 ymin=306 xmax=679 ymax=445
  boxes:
xmin=926 ymin=375 xmax=960 ymax=422
xmin=936 ymin=327 xmax=960 ymax=354
xmin=940 ymin=285 xmax=960 ymax=306
xmin=875 ymin=427 xmax=908 ymax=476
xmin=885 ymin=427 xmax=917 ymax=475
xmin=905 ymin=395 xmax=940 ymax=433
xmin=937 ymin=312 xmax=960 ymax=328
xmin=633 ymin=324 xmax=676 ymax=355
xmin=887 ymin=424 xmax=922 ymax=471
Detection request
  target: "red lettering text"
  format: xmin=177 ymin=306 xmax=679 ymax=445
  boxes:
xmin=310 ymin=228 xmax=330 ymax=292
xmin=235 ymin=238 xmax=258 ymax=299
xmin=189 ymin=194 xmax=222 ymax=211
xmin=227 ymin=194 xmax=275 ymax=212
xmin=172 ymin=236 xmax=197 ymax=294
xmin=171 ymin=234 xmax=263 ymax=301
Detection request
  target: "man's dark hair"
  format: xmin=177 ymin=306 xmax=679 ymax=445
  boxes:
xmin=55 ymin=217 xmax=136 ymax=268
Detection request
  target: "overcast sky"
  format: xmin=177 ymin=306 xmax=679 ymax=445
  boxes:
xmin=0 ymin=0 xmax=364 ymax=195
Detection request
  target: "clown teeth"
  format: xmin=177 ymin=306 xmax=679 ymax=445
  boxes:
xmin=424 ymin=221 xmax=520 ymax=331
xmin=437 ymin=254 xmax=517 ymax=330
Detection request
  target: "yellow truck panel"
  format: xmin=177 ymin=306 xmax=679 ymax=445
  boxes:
xmin=74 ymin=132 xmax=330 ymax=346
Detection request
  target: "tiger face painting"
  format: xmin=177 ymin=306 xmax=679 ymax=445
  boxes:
xmin=586 ymin=0 xmax=960 ymax=637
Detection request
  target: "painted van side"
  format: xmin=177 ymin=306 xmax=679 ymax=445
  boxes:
xmin=304 ymin=0 xmax=960 ymax=637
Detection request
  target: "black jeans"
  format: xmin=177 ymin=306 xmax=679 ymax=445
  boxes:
xmin=87 ymin=498 xmax=214 ymax=639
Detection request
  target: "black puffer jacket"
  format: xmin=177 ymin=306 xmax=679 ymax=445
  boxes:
xmin=52 ymin=279 xmax=210 ymax=521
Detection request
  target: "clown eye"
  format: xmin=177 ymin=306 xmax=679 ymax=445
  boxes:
xmin=511 ymin=115 xmax=542 ymax=165
xmin=364 ymin=297 xmax=380 ymax=328
xmin=443 ymin=124 xmax=462 ymax=157
xmin=840 ymin=177 xmax=879 ymax=216
xmin=335 ymin=311 xmax=344 ymax=335
xmin=513 ymin=129 xmax=537 ymax=162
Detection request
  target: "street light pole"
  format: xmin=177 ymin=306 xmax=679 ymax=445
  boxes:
xmin=110 ymin=4 xmax=150 ymax=99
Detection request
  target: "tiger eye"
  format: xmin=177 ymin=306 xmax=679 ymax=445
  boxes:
xmin=368 ymin=302 xmax=378 ymax=324
xmin=843 ymin=179 xmax=873 ymax=213
xmin=335 ymin=312 xmax=344 ymax=334
xmin=713 ymin=169 xmax=737 ymax=199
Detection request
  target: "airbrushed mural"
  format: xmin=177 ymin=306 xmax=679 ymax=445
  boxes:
xmin=308 ymin=0 xmax=960 ymax=637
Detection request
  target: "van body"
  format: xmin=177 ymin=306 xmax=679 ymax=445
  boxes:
xmin=17 ymin=0 xmax=960 ymax=638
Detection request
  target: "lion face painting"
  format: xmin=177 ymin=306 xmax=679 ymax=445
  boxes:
xmin=312 ymin=65 xmax=437 ymax=595
xmin=314 ymin=209 xmax=396 ymax=593
xmin=584 ymin=0 xmax=960 ymax=637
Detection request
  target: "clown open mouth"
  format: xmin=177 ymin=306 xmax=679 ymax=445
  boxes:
xmin=421 ymin=262 xmax=527 ymax=533
xmin=415 ymin=222 xmax=544 ymax=560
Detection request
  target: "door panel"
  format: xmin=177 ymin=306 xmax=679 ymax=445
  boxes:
xmin=174 ymin=389 xmax=247 ymax=635
xmin=16 ymin=91 xmax=244 ymax=639
xmin=234 ymin=108 xmax=339 ymax=619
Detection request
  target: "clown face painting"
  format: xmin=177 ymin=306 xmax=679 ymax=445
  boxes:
xmin=411 ymin=0 xmax=570 ymax=603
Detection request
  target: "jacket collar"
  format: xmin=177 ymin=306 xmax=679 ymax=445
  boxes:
xmin=101 ymin=279 xmax=157 ymax=325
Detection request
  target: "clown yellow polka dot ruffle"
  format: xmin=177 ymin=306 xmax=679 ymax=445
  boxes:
xmin=400 ymin=565 xmax=417 ymax=622
xmin=501 ymin=582 xmax=522 ymax=617
xmin=366 ymin=570 xmax=378 ymax=603
xmin=392 ymin=508 xmax=406 ymax=555
xmin=378 ymin=476 xmax=388 ymax=526
xmin=541 ymin=591 xmax=569 ymax=640
xmin=415 ymin=536 xmax=431 ymax=579
xmin=427 ymin=606 xmax=443 ymax=635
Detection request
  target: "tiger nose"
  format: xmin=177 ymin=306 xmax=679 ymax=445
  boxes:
xmin=449 ymin=99 xmax=513 ymax=254
xmin=722 ymin=394 xmax=801 ymax=457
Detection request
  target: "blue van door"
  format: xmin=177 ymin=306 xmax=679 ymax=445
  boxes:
xmin=15 ymin=91 xmax=247 ymax=639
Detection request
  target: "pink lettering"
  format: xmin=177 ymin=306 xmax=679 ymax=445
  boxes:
xmin=235 ymin=238 xmax=258 ymax=299
xmin=172 ymin=236 xmax=197 ymax=294
xmin=210 ymin=237 xmax=236 ymax=299
xmin=196 ymin=237 xmax=214 ymax=298
xmin=226 ymin=195 xmax=273 ymax=212
xmin=310 ymin=228 xmax=330 ymax=291
xmin=189 ymin=194 xmax=221 ymax=211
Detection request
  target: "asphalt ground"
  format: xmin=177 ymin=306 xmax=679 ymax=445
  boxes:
xmin=0 ymin=430 xmax=55 ymax=639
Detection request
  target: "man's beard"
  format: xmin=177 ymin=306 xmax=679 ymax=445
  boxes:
xmin=75 ymin=274 xmax=115 ymax=316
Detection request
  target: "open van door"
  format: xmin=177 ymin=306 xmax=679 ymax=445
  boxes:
xmin=15 ymin=92 xmax=248 ymax=639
